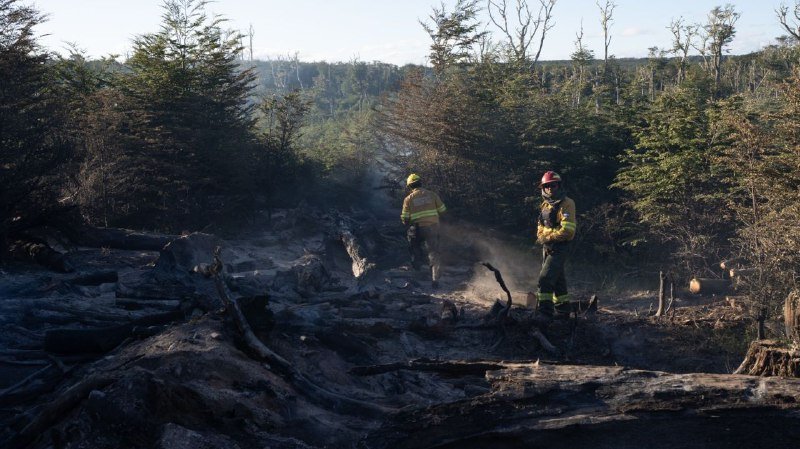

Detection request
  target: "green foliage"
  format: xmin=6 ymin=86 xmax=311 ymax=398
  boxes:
xmin=0 ymin=0 xmax=71 ymax=240
xmin=613 ymin=85 xmax=733 ymax=275
xmin=420 ymin=0 xmax=486 ymax=78
xmin=90 ymin=0 xmax=257 ymax=229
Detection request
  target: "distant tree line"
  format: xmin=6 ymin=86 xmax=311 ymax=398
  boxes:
xmin=0 ymin=0 xmax=417 ymax=240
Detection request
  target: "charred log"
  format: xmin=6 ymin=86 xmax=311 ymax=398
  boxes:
xmin=338 ymin=221 xmax=376 ymax=279
xmin=5 ymin=373 xmax=119 ymax=449
xmin=68 ymin=270 xmax=118 ymax=286
xmin=0 ymin=362 xmax=67 ymax=406
xmin=350 ymin=358 xmax=505 ymax=376
xmin=43 ymin=310 xmax=183 ymax=355
xmin=60 ymin=223 xmax=175 ymax=251
xmin=363 ymin=362 xmax=800 ymax=449
xmin=209 ymin=247 xmax=393 ymax=416
xmin=8 ymin=240 xmax=73 ymax=273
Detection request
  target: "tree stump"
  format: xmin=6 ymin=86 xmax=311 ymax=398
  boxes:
xmin=734 ymin=339 xmax=800 ymax=377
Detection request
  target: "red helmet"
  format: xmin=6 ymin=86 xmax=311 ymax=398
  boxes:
xmin=539 ymin=171 xmax=562 ymax=187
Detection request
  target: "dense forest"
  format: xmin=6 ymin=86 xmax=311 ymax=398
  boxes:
xmin=2 ymin=0 xmax=800 ymax=325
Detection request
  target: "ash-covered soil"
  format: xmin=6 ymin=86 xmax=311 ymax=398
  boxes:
xmin=1 ymin=206 xmax=795 ymax=449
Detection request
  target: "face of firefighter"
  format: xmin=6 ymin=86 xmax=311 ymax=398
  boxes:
xmin=542 ymin=182 xmax=559 ymax=193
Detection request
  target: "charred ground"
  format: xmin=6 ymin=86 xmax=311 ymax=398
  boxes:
xmin=0 ymin=205 xmax=797 ymax=449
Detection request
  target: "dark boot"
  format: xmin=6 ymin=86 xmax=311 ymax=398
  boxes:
xmin=533 ymin=300 xmax=554 ymax=326
xmin=554 ymin=301 xmax=573 ymax=318
xmin=537 ymin=300 xmax=554 ymax=317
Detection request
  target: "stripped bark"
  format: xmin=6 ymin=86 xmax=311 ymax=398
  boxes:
xmin=338 ymin=220 xmax=375 ymax=279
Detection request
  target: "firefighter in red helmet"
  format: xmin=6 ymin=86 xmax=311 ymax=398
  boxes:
xmin=535 ymin=171 xmax=577 ymax=319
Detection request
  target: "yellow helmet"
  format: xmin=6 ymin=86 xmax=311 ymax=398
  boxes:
xmin=406 ymin=173 xmax=421 ymax=187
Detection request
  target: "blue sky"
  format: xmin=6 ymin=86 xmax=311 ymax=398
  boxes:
xmin=32 ymin=0 xmax=790 ymax=65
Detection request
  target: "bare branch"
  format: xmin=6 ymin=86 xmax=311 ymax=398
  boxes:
xmin=487 ymin=0 xmax=557 ymax=65
xmin=777 ymin=2 xmax=800 ymax=41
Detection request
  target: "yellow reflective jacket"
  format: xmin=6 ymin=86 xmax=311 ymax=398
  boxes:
xmin=537 ymin=197 xmax=576 ymax=243
xmin=401 ymin=188 xmax=446 ymax=227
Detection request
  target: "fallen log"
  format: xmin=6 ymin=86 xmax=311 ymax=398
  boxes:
xmin=0 ymin=362 xmax=65 ymax=406
xmin=67 ymin=270 xmax=118 ymax=286
xmin=363 ymin=362 xmax=800 ymax=449
xmin=338 ymin=220 xmax=376 ymax=279
xmin=8 ymin=240 xmax=73 ymax=273
xmin=114 ymin=298 xmax=181 ymax=311
xmin=43 ymin=310 xmax=183 ymax=355
xmin=350 ymin=358 xmax=506 ymax=376
xmin=209 ymin=247 xmax=393 ymax=416
xmin=4 ymin=373 xmax=119 ymax=449
xmin=60 ymin=223 xmax=174 ymax=251
xmin=689 ymin=277 xmax=730 ymax=295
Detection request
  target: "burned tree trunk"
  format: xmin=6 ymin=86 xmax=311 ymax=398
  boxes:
xmin=785 ymin=290 xmax=800 ymax=343
xmin=656 ymin=271 xmax=666 ymax=316
xmin=337 ymin=220 xmax=375 ymax=279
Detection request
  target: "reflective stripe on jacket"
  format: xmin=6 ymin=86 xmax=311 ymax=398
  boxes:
xmin=537 ymin=197 xmax=576 ymax=243
xmin=401 ymin=188 xmax=446 ymax=227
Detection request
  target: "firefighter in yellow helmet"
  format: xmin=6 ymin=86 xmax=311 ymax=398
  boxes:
xmin=401 ymin=174 xmax=447 ymax=288
xmin=535 ymin=171 xmax=577 ymax=319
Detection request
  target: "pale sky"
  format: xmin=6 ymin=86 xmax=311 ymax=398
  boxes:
xmin=31 ymin=0 xmax=791 ymax=65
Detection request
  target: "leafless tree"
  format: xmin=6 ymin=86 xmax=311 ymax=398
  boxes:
xmin=777 ymin=1 xmax=800 ymax=41
xmin=597 ymin=0 xmax=615 ymax=68
xmin=248 ymin=23 xmax=254 ymax=61
xmin=669 ymin=17 xmax=698 ymax=85
xmin=487 ymin=0 xmax=557 ymax=65
xmin=693 ymin=5 xmax=739 ymax=97
xmin=570 ymin=23 xmax=593 ymax=106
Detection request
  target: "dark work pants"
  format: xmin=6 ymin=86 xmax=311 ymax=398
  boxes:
xmin=407 ymin=223 xmax=440 ymax=281
xmin=537 ymin=243 xmax=569 ymax=304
